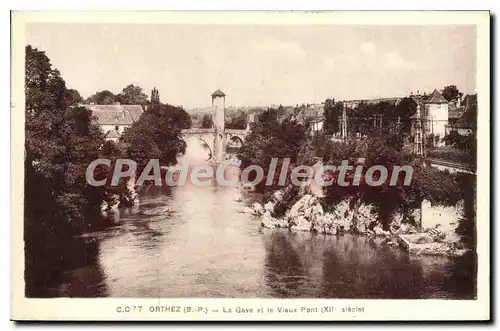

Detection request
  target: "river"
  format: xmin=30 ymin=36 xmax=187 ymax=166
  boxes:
xmin=35 ymin=143 xmax=477 ymax=299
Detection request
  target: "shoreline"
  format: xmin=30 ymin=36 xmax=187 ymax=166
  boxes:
xmin=238 ymin=187 xmax=472 ymax=258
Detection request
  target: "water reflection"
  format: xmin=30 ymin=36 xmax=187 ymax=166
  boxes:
xmin=29 ymin=141 xmax=476 ymax=299
xmin=262 ymin=231 xmax=476 ymax=299
xmin=37 ymin=182 xmax=476 ymax=299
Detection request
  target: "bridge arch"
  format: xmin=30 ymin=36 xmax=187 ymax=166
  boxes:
xmin=226 ymin=134 xmax=244 ymax=147
xmin=182 ymin=134 xmax=214 ymax=161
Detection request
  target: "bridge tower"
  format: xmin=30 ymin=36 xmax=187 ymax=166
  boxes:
xmin=212 ymin=89 xmax=226 ymax=163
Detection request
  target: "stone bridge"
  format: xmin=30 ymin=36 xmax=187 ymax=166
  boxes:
xmin=181 ymin=128 xmax=247 ymax=160
xmin=181 ymin=89 xmax=253 ymax=163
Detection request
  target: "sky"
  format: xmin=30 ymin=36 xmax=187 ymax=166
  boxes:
xmin=25 ymin=23 xmax=476 ymax=109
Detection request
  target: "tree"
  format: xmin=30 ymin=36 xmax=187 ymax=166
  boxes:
xmin=323 ymin=98 xmax=343 ymax=135
xmin=25 ymin=45 xmax=109 ymax=295
xmin=116 ymin=84 xmax=148 ymax=106
xmin=394 ymin=97 xmax=417 ymax=134
xmin=441 ymin=85 xmax=463 ymax=102
xmin=151 ymin=87 xmax=160 ymax=105
xmin=321 ymin=129 xmax=419 ymax=228
xmin=348 ymin=102 xmax=373 ymax=136
xmin=25 ymin=45 xmax=106 ymax=229
xmin=201 ymin=114 xmax=213 ymax=129
xmin=225 ymin=109 xmax=247 ymax=129
xmin=66 ymin=89 xmax=83 ymax=106
xmin=121 ymin=103 xmax=187 ymax=172
xmin=237 ymin=108 xmax=307 ymax=195
xmin=85 ymin=90 xmax=116 ymax=104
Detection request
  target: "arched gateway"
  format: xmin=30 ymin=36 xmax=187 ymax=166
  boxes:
xmin=181 ymin=90 xmax=248 ymax=163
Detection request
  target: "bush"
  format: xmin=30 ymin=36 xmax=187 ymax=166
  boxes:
xmin=427 ymin=145 xmax=475 ymax=168
xmin=237 ymin=108 xmax=307 ymax=195
xmin=414 ymin=166 xmax=463 ymax=205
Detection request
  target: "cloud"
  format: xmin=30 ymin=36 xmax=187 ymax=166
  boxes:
xmin=385 ymin=52 xmax=418 ymax=70
xmin=361 ymin=42 xmax=376 ymax=54
xmin=255 ymin=40 xmax=306 ymax=61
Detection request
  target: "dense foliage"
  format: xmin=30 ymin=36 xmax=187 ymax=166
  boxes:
xmin=201 ymin=114 xmax=213 ymax=129
xmin=237 ymin=108 xmax=308 ymax=196
xmin=321 ymin=129 xmax=469 ymax=228
xmin=24 ymin=46 xmax=192 ymax=295
xmin=225 ymin=109 xmax=248 ymax=129
xmin=85 ymin=84 xmax=149 ymax=107
xmin=25 ymin=45 xmax=111 ymax=295
xmin=322 ymin=98 xmax=343 ymax=135
xmin=441 ymin=85 xmax=463 ymax=102
xmin=121 ymin=103 xmax=188 ymax=172
xmin=322 ymin=97 xmax=416 ymax=137
xmin=25 ymin=45 xmax=107 ymax=233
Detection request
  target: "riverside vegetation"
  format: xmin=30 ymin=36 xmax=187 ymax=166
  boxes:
xmin=237 ymin=108 xmax=476 ymax=257
xmin=24 ymin=46 xmax=190 ymax=295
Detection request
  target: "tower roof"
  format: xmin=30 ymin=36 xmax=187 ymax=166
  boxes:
xmin=423 ymin=89 xmax=448 ymax=104
xmin=211 ymin=89 xmax=226 ymax=97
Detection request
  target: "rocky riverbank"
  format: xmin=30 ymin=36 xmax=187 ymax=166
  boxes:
xmin=239 ymin=188 xmax=469 ymax=257
xmin=100 ymin=176 xmax=139 ymax=214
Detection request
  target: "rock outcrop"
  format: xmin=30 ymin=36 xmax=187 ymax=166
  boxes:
xmin=252 ymin=202 xmax=265 ymax=216
xmin=398 ymin=233 xmax=468 ymax=257
xmin=261 ymin=211 xmax=288 ymax=229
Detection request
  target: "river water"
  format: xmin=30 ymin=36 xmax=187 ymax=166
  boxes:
xmin=40 ymin=143 xmax=477 ymax=299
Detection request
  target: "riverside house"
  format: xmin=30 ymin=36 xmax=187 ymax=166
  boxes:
xmin=84 ymin=103 xmax=144 ymax=142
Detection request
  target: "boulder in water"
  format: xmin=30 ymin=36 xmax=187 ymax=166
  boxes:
xmin=351 ymin=204 xmax=377 ymax=234
xmin=272 ymin=190 xmax=284 ymax=203
xmin=286 ymin=194 xmax=315 ymax=220
xmin=109 ymin=194 xmax=120 ymax=211
xmin=290 ymin=215 xmax=311 ymax=232
xmin=264 ymin=201 xmax=275 ymax=213
xmin=252 ymin=202 xmax=265 ymax=216
xmin=261 ymin=211 xmax=288 ymax=229
xmin=238 ymin=206 xmax=254 ymax=214
xmin=100 ymin=201 xmax=108 ymax=212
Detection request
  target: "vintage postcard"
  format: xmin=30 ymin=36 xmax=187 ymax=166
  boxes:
xmin=11 ymin=11 xmax=490 ymax=321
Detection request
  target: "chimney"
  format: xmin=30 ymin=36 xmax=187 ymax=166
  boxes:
xmin=457 ymin=97 xmax=461 ymax=107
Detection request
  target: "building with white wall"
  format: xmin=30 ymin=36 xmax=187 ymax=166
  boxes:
xmin=421 ymin=89 xmax=449 ymax=145
xmin=83 ymin=104 xmax=144 ymax=142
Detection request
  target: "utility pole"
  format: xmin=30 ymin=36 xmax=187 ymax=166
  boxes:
xmin=414 ymin=103 xmax=423 ymax=156
xmin=341 ymin=101 xmax=347 ymax=140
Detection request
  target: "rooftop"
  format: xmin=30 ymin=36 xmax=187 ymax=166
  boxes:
xmin=83 ymin=104 xmax=144 ymax=125
xmin=211 ymin=89 xmax=226 ymax=98
xmin=423 ymin=89 xmax=449 ymax=104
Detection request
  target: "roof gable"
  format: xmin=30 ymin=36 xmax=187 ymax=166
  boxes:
xmin=84 ymin=104 xmax=144 ymax=125
xmin=424 ymin=89 xmax=448 ymax=104
xmin=212 ymin=89 xmax=226 ymax=97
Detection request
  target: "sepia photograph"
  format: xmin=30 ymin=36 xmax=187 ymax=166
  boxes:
xmin=10 ymin=11 xmax=490 ymax=321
